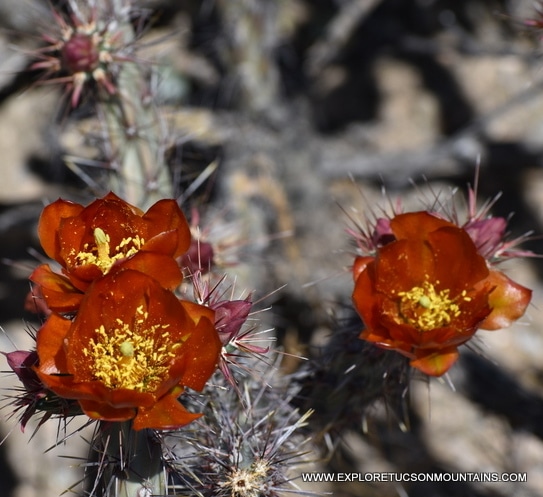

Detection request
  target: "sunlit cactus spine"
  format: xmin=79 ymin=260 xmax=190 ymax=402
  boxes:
xmin=159 ymin=357 xmax=318 ymax=497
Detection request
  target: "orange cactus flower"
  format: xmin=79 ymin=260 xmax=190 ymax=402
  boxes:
xmin=352 ymin=211 xmax=531 ymax=376
xmin=30 ymin=192 xmax=191 ymax=312
xmin=35 ymin=269 xmax=221 ymax=430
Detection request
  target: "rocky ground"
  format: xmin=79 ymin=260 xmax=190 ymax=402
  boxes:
xmin=2 ymin=1 xmax=543 ymax=496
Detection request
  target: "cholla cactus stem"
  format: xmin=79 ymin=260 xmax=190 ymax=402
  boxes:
xmin=88 ymin=421 xmax=165 ymax=497
xmin=92 ymin=0 xmax=173 ymax=208
xmin=98 ymin=54 xmax=173 ymax=207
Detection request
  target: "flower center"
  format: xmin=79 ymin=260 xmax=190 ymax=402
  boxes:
xmin=75 ymin=227 xmax=144 ymax=274
xmin=82 ymin=305 xmax=184 ymax=392
xmin=219 ymin=460 xmax=270 ymax=496
xmin=396 ymin=279 xmax=471 ymax=332
xmin=61 ymin=32 xmax=101 ymax=74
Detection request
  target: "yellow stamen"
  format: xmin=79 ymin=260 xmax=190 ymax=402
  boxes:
xmin=396 ymin=278 xmax=470 ymax=332
xmin=74 ymin=228 xmax=144 ymax=274
xmin=82 ymin=307 xmax=185 ymax=392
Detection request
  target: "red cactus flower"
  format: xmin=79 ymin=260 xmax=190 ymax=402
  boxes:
xmin=35 ymin=269 xmax=221 ymax=430
xmin=30 ymin=192 xmax=190 ymax=312
xmin=352 ymin=211 xmax=532 ymax=376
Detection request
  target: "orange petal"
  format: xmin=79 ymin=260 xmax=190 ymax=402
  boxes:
xmin=121 ymin=252 xmax=183 ymax=290
xmin=390 ymin=211 xmax=454 ymax=240
xmin=29 ymin=265 xmax=83 ymax=312
xmin=107 ymin=388 xmax=156 ymax=409
xmin=132 ymin=388 xmax=201 ymax=430
xmin=143 ymin=199 xmax=191 ymax=257
xmin=78 ymin=399 xmax=136 ymax=422
xmin=352 ymin=256 xmax=374 ymax=282
xmin=375 ymin=239 xmax=435 ymax=294
xmin=38 ymin=199 xmax=84 ymax=259
xmin=359 ymin=327 xmax=412 ymax=355
xmin=35 ymin=313 xmax=71 ymax=375
xmin=410 ymin=347 xmax=459 ymax=376
xmin=35 ymin=372 xmax=104 ymax=401
xmin=428 ymin=226 xmax=489 ymax=293
xmin=478 ymin=270 xmax=532 ymax=330
xmin=143 ymin=230 xmax=182 ymax=257
xmin=171 ymin=313 xmax=221 ymax=391
xmin=179 ymin=299 xmax=216 ymax=327
xmin=352 ymin=262 xmax=380 ymax=330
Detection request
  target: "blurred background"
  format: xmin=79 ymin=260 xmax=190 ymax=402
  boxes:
xmin=1 ymin=1 xmax=543 ymax=496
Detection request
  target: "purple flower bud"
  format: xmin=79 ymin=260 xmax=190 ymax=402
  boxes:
xmin=213 ymin=299 xmax=252 ymax=344
xmin=464 ymin=217 xmax=507 ymax=258
xmin=371 ymin=217 xmax=395 ymax=247
xmin=3 ymin=350 xmax=41 ymax=391
xmin=180 ymin=239 xmax=215 ymax=274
